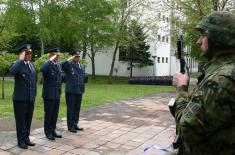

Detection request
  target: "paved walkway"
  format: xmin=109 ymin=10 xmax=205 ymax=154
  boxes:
xmin=0 ymin=92 xmax=177 ymax=155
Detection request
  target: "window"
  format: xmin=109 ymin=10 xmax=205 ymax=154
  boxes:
xmin=157 ymin=57 xmax=160 ymax=63
xmin=166 ymin=17 xmax=169 ymax=23
xmin=166 ymin=57 xmax=168 ymax=63
xmin=162 ymin=15 xmax=165 ymax=21
xmin=162 ymin=36 xmax=165 ymax=42
xmin=162 ymin=57 xmax=164 ymax=63
xmin=166 ymin=37 xmax=169 ymax=43
xmin=158 ymin=35 xmax=161 ymax=41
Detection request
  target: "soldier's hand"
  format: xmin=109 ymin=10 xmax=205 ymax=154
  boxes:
xmin=173 ymin=72 xmax=189 ymax=87
xmin=49 ymin=54 xmax=58 ymax=62
xmin=19 ymin=51 xmax=25 ymax=61
xmin=67 ymin=56 xmax=75 ymax=61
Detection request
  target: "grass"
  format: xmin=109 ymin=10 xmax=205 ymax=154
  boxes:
xmin=0 ymin=76 xmax=175 ymax=119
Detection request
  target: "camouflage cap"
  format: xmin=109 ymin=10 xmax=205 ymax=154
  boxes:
xmin=196 ymin=11 xmax=235 ymax=48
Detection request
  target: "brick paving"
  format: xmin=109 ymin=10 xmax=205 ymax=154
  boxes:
xmin=0 ymin=92 xmax=177 ymax=155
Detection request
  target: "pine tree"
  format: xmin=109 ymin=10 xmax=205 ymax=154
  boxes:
xmin=119 ymin=20 xmax=153 ymax=77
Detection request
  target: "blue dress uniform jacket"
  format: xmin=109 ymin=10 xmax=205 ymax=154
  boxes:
xmin=40 ymin=60 xmax=62 ymax=138
xmin=61 ymin=61 xmax=85 ymax=130
xmin=40 ymin=61 xmax=62 ymax=100
xmin=9 ymin=60 xmax=36 ymax=146
xmin=9 ymin=60 xmax=37 ymax=102
xmin=61 ymin=61 xmax=85 ymax=94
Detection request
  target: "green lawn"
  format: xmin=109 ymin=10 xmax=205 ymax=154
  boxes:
xmin=0 ymin=76 xmax=175 ymax=119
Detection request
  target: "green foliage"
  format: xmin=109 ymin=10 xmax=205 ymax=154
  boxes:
xmin=34 ymin=52 xmax=71 ymax=72
xmin=0 ymin=51 xmax=17 ymax=76
xmin=39 ymin=2 xmax=65 ymax=44
xmin=65 ymin=0 xmax=117 ymax=50
xmin=107 ymin=0 xmax=151 ymax=83
xmin=119 ymin=20 xmax=153 ymax=68
xmin=173 ymin=0 xmax=235 ymax=61
xmin=0 ymin=30 xmax=20 ymax=51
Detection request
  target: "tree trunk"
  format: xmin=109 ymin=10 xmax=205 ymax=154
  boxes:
xmin=107 ymin=0 xmax=126 ymax=84
xmin=40 ymin=37 xmax=44 ymax=55
xmin=91 ymin=44 xmax=96 ymax=79
xmin=130 ymin=62 xmax=133 ymax=78
xmin=107 ymin=41 xmax=120 ymax=84
xmin=82 ymin=41 xmax=87 ymax=60
xmin=2 ymin=76 xmax=5 ymax=99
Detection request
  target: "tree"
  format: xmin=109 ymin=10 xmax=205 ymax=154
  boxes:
xmin=168 ymin=0 xmax=235 ymax=61
xmin=65 ymin=0 xmax=116 ymax=79
xmin=119 ymin=20 xmax=153 ymax=77
xmin=107 ymin=0 xmax=152 ymax=83
xmin=0 ymin=1 xmax=20 ymax=51
xmin=2 ymin=0 xmax=73 ymax=56
xmin=0 ymin=52 xmax=17 ymax=99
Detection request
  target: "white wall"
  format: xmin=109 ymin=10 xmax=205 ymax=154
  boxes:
xmin=84 ymin=48 xmax=154 ymax=77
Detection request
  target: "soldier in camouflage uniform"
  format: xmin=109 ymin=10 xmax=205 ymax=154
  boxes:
xmin=172 ymin=11 xmax=235 ymax=155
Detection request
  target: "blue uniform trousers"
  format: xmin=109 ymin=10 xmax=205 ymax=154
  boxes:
xmin=13 ymin=100 xmax=34 ymax=145
xmin=66 ymin=93 xmax=83 ymax=129
xmin=43 ymin=99 xmax=60 ymax=136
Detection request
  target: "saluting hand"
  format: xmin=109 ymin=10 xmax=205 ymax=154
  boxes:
xmin=19 ymin=51 xmax=25 ymax=61
xmin=49 ymin=54 xmax=58 ymax=62
xmin=67 ymin=56 xmax=75 ymax=62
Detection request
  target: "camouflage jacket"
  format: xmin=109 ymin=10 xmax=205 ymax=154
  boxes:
xmin=175 ymin=53 xmax=235 ymax=155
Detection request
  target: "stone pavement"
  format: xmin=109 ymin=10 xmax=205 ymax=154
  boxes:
xmin=0 ymin=92 xmax=177 ymax=155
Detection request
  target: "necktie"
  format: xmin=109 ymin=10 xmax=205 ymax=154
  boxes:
xmin=26 ymin=62 xmax=31 ymax=72
xmin=56 ymin=64 xmax=60 ymax=71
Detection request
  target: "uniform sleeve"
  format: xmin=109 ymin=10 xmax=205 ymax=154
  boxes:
xmin=40 ymin=61 xmax=50 ymax=73
xmin=175 ymin=89 xmax=189 ymax=124
xmin=9 ymin=60 xmax=23 ymax=75
xmin=60 ymin=61 xmax=69 ymax=72
xmin=178 ymin=75 xmax=235 ymax=145
xmin=32 ymin=64 xmax=38 ymax=82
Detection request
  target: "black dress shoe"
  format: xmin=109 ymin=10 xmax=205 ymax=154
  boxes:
xmin=74 ymin=126 xmax=84 ymax=131
xmin=52 ymin=132 xmax=62 ymax=138
xmin=46 ymin=134 xmax=55 ymax=140
xmin=18 ymin=143 xmax=28 ymax=149
xmin=68 ymin=128 xmax=77 ymax=133
xmin=25 ymin=141 xmax=36 ymax=146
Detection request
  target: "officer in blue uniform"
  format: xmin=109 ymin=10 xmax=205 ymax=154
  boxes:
xmin=40 ymin=48 xmax=62 ymax=140
xmin=61 ymin=52 xmax=85 ymax=133
xmin=9 ymin=44 xmax=37 ymax=149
